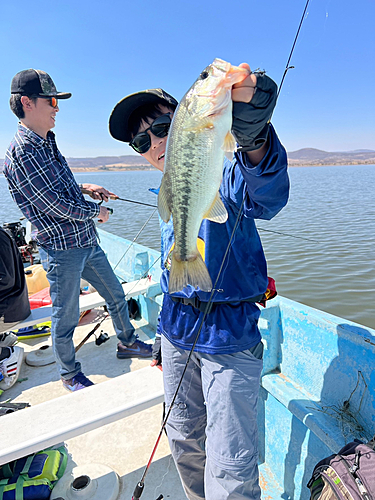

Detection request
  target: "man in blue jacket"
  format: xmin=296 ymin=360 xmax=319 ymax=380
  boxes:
xmin=109 ymin=62 xmax=289 ymax=500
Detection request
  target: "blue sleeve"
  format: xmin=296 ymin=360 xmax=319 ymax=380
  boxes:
xmin=221 ymin=124 xmax=289 ymax=220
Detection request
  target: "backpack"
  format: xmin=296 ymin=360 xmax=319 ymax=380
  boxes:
xmin=307 ymin=437 xmax=375 ymax=500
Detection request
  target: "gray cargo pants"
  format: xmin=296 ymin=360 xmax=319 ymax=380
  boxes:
xmin=162 ymin=336 xmax=263 ymax=500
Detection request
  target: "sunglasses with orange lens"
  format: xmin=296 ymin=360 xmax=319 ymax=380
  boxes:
xmin=31 ymin=95 xmax=58 ymax=108
xmin=49 ymin=97 xmax=58 ymax=108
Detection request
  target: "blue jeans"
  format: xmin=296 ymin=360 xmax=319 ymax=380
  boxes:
xmin=39 ymin=245 xmax=136 ymax=379
xmin=162 ymin=336 xmax=263 ymax=500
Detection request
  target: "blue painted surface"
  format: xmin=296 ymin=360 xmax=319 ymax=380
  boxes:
xmin=259 ymin=297 xmax=375 ymax=499
xmin=98 ymin=228 xmax=162 ymax=330
xmin=98 ymin=228 xmax=375 ymax=499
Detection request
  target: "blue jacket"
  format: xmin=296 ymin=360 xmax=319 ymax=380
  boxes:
xmin=156 ymin=125 xmax=289 ymax=354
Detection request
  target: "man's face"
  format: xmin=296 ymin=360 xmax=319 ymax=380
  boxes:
xmin=136 ymin=105 xmax=172 ymax=173
xmin=21 ymin=96 xmax=59 ymax=137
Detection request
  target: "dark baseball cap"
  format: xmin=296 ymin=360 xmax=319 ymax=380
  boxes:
xmin=11 ymin=69 xmax=71 ymax=99
xmin=109 ymin=88 xmax=178 ymax=143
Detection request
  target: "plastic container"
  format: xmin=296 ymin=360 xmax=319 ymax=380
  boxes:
xmin=25 ymin=264 xmax=50 ymax=295
xmin=29 ymin=287 xmax=52 ymax=309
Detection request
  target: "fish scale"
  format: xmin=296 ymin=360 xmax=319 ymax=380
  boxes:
xmin=157 ymin=58 xmax=249 ymax=293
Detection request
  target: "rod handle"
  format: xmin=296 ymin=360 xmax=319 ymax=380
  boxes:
xmin=132 ymin=481 xmax=144 ymax=500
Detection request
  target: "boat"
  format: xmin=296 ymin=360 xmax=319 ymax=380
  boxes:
xmin=1 ymin=226 xmax=374 ymax=500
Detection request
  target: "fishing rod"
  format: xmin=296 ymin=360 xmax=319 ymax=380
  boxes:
xmin=131 ymin=1 xmax=313 ymax=499
xmin=83 ymin=189 xmax=160 ymax=276
xmin=74 ymin=310 xmax=110 ymax=353
xmin=132 ymin=197 xmax=246 ymax=500
xmin=110 ymin=195 xmax=158 ymax=209
xmin=105 ymin=195 xmax=319 ymax=243
xmin=74 ymin=253 xmax=162 ymax=355
xmin=278 ymin=0 xmax=311 ymax=97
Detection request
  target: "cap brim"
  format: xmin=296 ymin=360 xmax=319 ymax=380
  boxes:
xmin=38 ymin=92 xmax=72 ymax=99
xmin=109 ymin=92 xmax=173 ymax=143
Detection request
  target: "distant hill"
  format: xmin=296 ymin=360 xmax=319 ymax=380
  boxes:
xmin=0 ymin=155 xmax=152 ymax=173
xmin=287 ymin=148 xmax=375 ymax=166
xmin=1 ymin=149 xmax=375 ymax=172
xmin=65 ymin=155 xmax=152 ymax=171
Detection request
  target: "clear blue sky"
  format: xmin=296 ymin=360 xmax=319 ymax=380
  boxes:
xmin=0 ymin=0 xmax=374 ymax=158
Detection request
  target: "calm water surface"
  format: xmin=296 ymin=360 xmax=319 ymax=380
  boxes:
xmin=1 ymin=165 xmax=374 ymax=329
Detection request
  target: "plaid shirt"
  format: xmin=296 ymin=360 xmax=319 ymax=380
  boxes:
xmin=4 ymin=124 xmax=100 ymax=250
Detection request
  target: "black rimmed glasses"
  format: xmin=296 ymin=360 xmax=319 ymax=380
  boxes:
xmin=130 ymin=113 xmax=172 ymax=154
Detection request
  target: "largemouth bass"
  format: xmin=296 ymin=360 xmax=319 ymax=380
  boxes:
xmin=158 ymin=58 xmax=250 ymax=293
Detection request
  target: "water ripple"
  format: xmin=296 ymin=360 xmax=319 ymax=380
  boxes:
xmin=1 ymin=165 xmax=374 ymax=329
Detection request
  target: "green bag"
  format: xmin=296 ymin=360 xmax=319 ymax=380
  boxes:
xmin=0 ymin=445 xmax=67 ymax=500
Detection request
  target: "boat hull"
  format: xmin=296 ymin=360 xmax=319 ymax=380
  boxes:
xmin=99 ymin=228 xmax=375 ymax=499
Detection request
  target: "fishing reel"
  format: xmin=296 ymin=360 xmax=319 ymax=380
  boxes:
xmin=2 ymin=220 xmax=39 ymax=264
xmin=97 ymin=195 xmax=114 ymax=215
xmin=95 ymin=330 xmax=110 ymax=346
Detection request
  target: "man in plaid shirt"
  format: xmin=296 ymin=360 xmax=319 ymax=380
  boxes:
xmin=4 ymin=69 xmax=152 ymax=391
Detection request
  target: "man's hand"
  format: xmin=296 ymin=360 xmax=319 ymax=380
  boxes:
xmin=81 ymin=183 xmax=117 ymax=202
xmin=232 ymin=63 xmax=257 ymax=104
xmin=150 ymin=335 xmax=162 ymax=371
xmin=98 ymin=206 xmax=110 ymax=223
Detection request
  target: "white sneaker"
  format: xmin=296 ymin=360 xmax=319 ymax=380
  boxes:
xmin=0 ymin=346 xmax=24 ymax=390
xmin=0 ymin=332 xmax=18 ymax=347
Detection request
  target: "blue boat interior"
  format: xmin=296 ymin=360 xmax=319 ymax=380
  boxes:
xmin=99 ymin=228 xmax=375 ymax=499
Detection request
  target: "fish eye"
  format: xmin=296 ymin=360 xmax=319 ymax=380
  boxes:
xmin=200 ymin=71 xmax=209 ymax=80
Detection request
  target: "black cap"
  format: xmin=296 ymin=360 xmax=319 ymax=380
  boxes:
xmin=109 ymin=88 xmax=178 ymax=143
xmin=11 ymin=69 xmax=72 ymax=99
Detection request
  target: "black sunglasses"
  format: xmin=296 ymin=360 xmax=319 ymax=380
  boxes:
xmin=130 ymin=113 xmax=172 ymax=154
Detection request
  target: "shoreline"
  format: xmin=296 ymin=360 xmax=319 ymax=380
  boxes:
xmin=1 ymin=162 xmax=375 ymax=175
xmin=68 ymin=162 xmax=375 ymax=172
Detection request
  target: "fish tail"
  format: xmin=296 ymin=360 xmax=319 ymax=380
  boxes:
xmin=169 ymin=253 xmax=212 ymax=293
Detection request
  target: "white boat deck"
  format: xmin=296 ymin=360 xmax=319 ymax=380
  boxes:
xmin=0 ymin=307 xmax=186 ymax=500
xmin=15 ymin=278 xmax=160 ymax=329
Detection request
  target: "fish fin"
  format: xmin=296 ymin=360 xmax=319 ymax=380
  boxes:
xmin=158 ymin=174 xmax=172 ymax=222
xmin=222 ymin=131 xmax=237 ymax=152
xmin=204 ymin=193 xmax=228 ymax=223
xmin=169 ymin=253 xmax=212 ymax=293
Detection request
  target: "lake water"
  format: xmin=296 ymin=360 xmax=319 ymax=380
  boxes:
xmin=1 ymin=165 xmax=374 ymax=330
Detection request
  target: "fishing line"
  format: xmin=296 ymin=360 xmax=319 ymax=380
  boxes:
xmin=131 ymin=3 xmax=312 ymax=495
xmin=153 ymin=455 xmax=174 ymax=500
xmin=125 ymin=254 xmax=161 ymax=298
xmin=112 ymin=208 xmax=158 ymax=273
xmin=112 ymin=196 xmax=318 ymax=243
xmin=257 ymin=226 xmax=318 ymax=243
xmin=131 ymin=198 xmax=246 ymax=500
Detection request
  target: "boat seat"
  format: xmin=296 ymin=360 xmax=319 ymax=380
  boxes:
xmin=0 ymin=366 xmax=164 ymax=465
xmin=11 ymin=278 xmax=161 ymax=330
